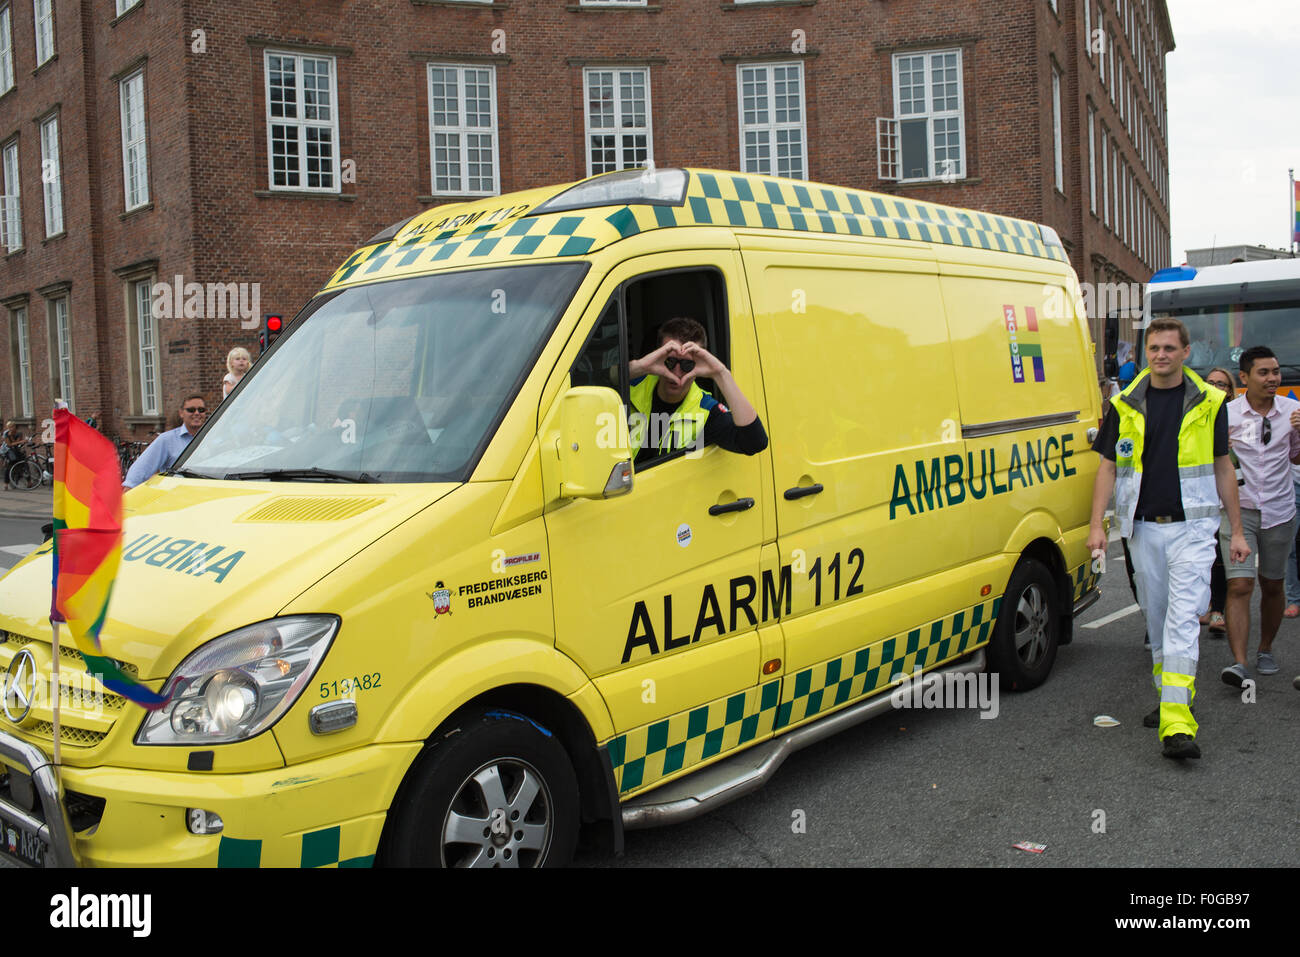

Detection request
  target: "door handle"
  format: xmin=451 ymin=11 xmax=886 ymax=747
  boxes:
xmin=783 ymin=483 xmax=824 ymax=500
xmin=709 ymin=497 xmax=755 ymax=516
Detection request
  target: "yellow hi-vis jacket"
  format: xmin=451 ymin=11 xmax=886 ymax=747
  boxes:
xmin=629 ymin=375 xmax=711 ymax=453
xmin=1112 ymin=365 xmax=1225 ymax=539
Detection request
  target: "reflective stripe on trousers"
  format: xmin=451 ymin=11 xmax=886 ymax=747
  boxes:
xmin=1129 ymin=519 xmax=1216 ymax=739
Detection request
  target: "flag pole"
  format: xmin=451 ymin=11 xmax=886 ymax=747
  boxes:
xmin=1291 ymin=168 xmax=1297 ymax=256
xmin=51 ymin=619 xmax=61 ymax=767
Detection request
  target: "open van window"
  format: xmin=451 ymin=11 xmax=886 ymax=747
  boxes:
xmin=180 ymin=262 xmax=587 ymax=483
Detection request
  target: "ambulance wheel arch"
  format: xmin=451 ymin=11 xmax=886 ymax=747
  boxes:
xmin=377 ymin=685 xmax=617 ymax=866
xmin=378 ymin=705 xmax=581 ymax=867
xmin=987 ymin=549 xmax=1067 ymax=692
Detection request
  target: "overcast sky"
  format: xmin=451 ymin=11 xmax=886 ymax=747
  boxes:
xmin=1166 ymin=0 xmax=1300 ymax=261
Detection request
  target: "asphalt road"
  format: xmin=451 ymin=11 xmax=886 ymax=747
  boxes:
xmin=2 ymin=519 xmax=1296 ymax=869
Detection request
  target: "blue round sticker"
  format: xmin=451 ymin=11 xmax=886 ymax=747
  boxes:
xmin=1117 ymin=438 xmax=1134 ymax=458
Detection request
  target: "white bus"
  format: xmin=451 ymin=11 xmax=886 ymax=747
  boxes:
xmin=1134 ymin=259 xmax=1300 ymax=394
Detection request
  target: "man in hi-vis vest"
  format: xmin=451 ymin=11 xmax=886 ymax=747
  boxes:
xmin=627 ymin=318 xmax=767 ymax=466
xmin=1088 ymin=317 xmax=1249 ymax=761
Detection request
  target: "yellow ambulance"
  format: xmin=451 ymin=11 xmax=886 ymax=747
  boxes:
xmin=0 ymin=168 xmax=1100 ymax=868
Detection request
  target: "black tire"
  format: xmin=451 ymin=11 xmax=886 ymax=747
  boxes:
xmin=8 ymin=459 xmax=40 ymax=491
xmin=987 ymin=558 xmax=1061 ymax=692
xmin=381 ymin=708 xmax=579 ymax=868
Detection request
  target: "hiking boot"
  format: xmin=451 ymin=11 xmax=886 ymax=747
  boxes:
xmin=1161 ymin=734 xmax=1201 ymax=760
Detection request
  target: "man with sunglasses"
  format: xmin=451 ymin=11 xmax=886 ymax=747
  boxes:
xmin=123 ymin=393 xmax=208 ymax=489
xmin=1220 ymin=345 xmax=1300 ymax=687
xmin=627 ymin=317 xmax=766 ymax=466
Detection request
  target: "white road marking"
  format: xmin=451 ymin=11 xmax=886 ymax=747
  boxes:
xmin=1083 ymin=602 xmax=1141 ymax=629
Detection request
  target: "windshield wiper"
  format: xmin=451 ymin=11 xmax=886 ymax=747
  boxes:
xmin=161 ymin=467 xmax=216 ymax=479
xmin=223 ymin=467 xmax=381 ymax=483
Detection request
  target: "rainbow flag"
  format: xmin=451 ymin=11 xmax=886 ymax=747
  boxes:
xmin=51 ymin=408 xmax=166 ymax=708
xmin=1294 ymin=181 xmax=1299 ymax=245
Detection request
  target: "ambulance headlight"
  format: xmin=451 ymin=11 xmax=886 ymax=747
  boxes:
xmin=136 ymin=616 xmax=338 ymax=746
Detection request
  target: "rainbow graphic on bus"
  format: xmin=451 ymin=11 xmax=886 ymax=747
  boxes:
xmin=1004 ymin=304 xmax=1045 ymax=383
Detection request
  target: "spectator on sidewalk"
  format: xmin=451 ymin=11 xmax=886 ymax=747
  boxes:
xmin=1220 ymin=346 xmax=1300 ymax=688
xmin=223 ymin=347 xmax=252 ymax=399
xmin=123 ymin=395 xmax=208 ymax=489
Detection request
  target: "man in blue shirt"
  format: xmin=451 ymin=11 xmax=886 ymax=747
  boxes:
xmin=123 ymin=394 xmax=207 ymax=489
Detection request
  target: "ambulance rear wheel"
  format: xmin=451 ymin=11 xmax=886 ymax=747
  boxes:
xmin=383 ymin=708 xmax=579 ymax=868
xmin=988 ymin=559 xmax=1060 ymax=692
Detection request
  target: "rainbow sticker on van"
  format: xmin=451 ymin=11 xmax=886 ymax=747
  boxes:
xmin=1004 ymin=305 xmax=1045 ymax=383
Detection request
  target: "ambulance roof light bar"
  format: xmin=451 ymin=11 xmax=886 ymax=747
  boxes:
xmin=531 ymin=168 xmax=690 ymax=217
xmin=1038 ymin=223 xmax=1065 ymax=249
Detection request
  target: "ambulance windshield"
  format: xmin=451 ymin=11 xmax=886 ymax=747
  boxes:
xmin=179 ymin=262 xmax=587 ymax=482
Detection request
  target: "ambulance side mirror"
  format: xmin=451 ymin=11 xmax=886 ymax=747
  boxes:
xmin=1104 ymin=316 xmax=1119 ymax=358
xmin=558 ymin=386 xmax=633 ymax=500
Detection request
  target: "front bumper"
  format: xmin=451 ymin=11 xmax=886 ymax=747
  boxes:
xmin=0 ymin=730 xmax=420 ymax=867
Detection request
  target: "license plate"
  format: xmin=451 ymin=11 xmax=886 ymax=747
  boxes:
xmin=0 ymin=812 xmax=47 ymax=867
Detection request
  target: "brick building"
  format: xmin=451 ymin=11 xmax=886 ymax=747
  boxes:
xmin=0 ymin=0 xmax=1173 ymax=439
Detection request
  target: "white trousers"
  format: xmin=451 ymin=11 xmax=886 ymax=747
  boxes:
xmin=1128 ymin=519 xmax=1215 ymax=735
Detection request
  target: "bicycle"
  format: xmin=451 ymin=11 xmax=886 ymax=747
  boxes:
xmin=7 ymin=442 xmax=52 ymax=490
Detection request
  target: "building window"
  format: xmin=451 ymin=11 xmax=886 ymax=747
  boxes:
xmin=115 ymin=0 xmax=141 ymax=14
xmin=1101 ymin=127 xmax=1109 ymax=228
xmin=1108 ymin=31 xmax=1117 ymax=98
xmin=1087 ymin=104 xmax=1097 ymax=214
xmin=11 ymin=305 xmax=31 ymax=417
xmin=1051 ymin=64 xmax=1063 ymax=192
xmin=2 ymin=138 xmax=20 ymax=252
xmin=580 ymin=0 xmax=646 ymax=4
xmin=584 ymin=67 xmax=652 ymax=176
xmin=428 ymin=64 xmax=499 ymax=196
xmin=120 ymin=69 xmax=149 ymax=210
xmin=265 ymin=51 xmax=340 ymax=192
xmin=131 ymin=278 xmax=159 ymax=415
xmin=1098 ymin=12 xmax=1106 ymax=86
xmin=48 ymin=296 xmax=72 ymax=408
xmin=887 ymin=49 xmax=964 ymax=182
xmin=0 ymin=5 xmax=14 ymax=93
xmin=737 ymin=62 xmax=807 ymax=180
xmin=39 ymin=114 xmax=62 ymax=237
xmin=33 ymin=0 xmax=52 ymax=66
xmin=1084 ymin=1 xmax=1092 ymax=61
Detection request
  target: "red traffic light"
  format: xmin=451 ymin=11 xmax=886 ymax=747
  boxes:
xmin=266 ymin=315 xmax=283 ymax=333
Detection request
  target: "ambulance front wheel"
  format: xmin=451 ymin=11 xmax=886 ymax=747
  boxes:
xmin=382 ymin=707 xmax=580 ymax=868
xmin=988 ymin=559 xmax=1060 ymax=692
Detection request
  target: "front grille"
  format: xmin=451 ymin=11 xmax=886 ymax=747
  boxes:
xmin=0 ymin=769 xmax=107 ymax=834
xmin=0 ymin=629 xmax=133 ymax=751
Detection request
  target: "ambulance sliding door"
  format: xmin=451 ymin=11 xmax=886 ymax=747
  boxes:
xmin=742 ymin=236 xmax=977 ymax=734
xmin=935 ymin=252 xmax=1096 ymax=563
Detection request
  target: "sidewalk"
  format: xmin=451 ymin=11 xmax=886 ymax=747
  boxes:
xmin=0 ymin=485 xmax=53 ymax=522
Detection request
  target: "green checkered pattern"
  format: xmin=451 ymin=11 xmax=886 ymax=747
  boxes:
xmin=323 ymin=169 xmax=1065 ymax=291
xmin=606 ymin=681 xmax=781 ymax=795
xmin=216 ymin=825 xmax=375 ymax=868
xmin=606 ymin=596 xmax=1002 ymax=797
xmin=1071 ymin=560 xmax=1100 ymax=603
xmin=774 ymin=597 xmax=1001 ymax=731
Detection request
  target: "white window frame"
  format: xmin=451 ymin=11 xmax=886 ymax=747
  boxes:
xmin=264 ymin=50 xmax=341 ymax=193
xmin=2 ymin=137 xmax=20 ymax=252
xmin=39 ymin=114 xmax=62 ymax=237
xmin=737 ymin=61 xmax=808 ymax=181
xmin=1051 ymin=64 xmax=1063 ymax=192
xmin=1084 ymin=1 xmax=1092 ymax=61
xmin=1098 ymin=12 xmax=1106 ymax=86
xmin=1109 ymin=31 xmax=1117 ymax=99
xmin=427 ymin=63 xmax=500 ymax=197
xmin=579 ymin=0 xmax=646 ymax=5
xmin=1101 ymin=127 xmax=1110 ymax=228
xmin=583 ymin=67 xmax=653 ymax=177
xmin=133 ymin=278 xmax=159 ymax=415
xmin=120 ymin=69 xmax=149 ymax=210
xmin=33 ymin=0 xmax=52 ymax=66
xmin=51 ymin=296 xmax=72 ymax=408
xmin=891 ymin=48 xmax=966 ymax=183
xmin=13 ymin=305 xmax=31 ymax=417
xmin=115 ymin=0 xmax=142 ymax=14
xmin=0 ymin=5 xmax=14 ymax=94
xmin=1087 ymin=104 xmax=1097 ymax=214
